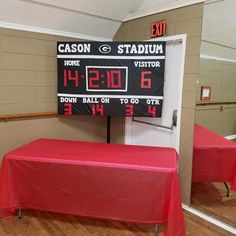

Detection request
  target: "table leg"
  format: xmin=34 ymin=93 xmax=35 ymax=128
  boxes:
xmin=154 ymin=224 xmax=158 ymax=236
xmin=224 ymin=182 xmax=230 ymax=197
xmin=18 ymin=208 xmax=22 ymax=219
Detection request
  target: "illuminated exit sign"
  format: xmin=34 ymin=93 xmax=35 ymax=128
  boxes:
xmin=151 ymin=20 xmax=167 ymax=38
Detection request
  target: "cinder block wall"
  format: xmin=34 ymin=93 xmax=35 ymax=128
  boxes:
xmin=197 ymin=58 xmax=236 ymax=101
xmin=0 ymin=28 xmax=107 ymax=160
xmin=0 ymin=29 xmax=74 ymax=114
xmin=195 ymin=58 xmax=236 ymax=136
xmin=113 ymin=3 xmax=203 ymax=205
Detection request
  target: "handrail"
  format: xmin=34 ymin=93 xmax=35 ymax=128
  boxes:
xmin=0 ymin=112 xmax=58 ymax=121
xmin=196 ymin=101 xmax=236 ymax=106
xmin=132 ymin=109 xmax=177 ymax=131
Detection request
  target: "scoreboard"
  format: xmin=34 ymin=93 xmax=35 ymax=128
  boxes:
xmin=57 ymin=41 xmax=166 ymax=117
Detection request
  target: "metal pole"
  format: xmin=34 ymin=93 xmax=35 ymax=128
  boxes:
xmin=107 ymin=116 xmax=111 ymax=144
xmin=154 ymin=224 xmax=158 ymax=236
xmin=18 ymin=208 xmax=22 ymax=219
xmin=224 ymin=182 xmax=230 ymax=197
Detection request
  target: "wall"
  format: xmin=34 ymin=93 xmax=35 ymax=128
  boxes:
xmin=195 ymin=104 xmax=236 ymax=136
xmin=0 ymin=28 xmax=74 ymax=114
xmin=0 ymin=28 xmax=107 ymax=160
xmin=195 ymin=58 xmax=236 ymax=136
xmin=200 ymin=0 xmax=236 ymax=61
xmin=195 ymin=0 xmax=236 ymax=136
xmin=0 ymin=116 xmax=106 ymax=160
xmin=0 ymin=4 xmax=203 ymax=205
xmin=197 ymin=58 xmax=236 ymax=102
xmin=113 ymin=3 xmax=203 ymax=205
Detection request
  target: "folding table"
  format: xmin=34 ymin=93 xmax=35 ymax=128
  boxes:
xmin=0 ymin=138 xmax=185 ymax=236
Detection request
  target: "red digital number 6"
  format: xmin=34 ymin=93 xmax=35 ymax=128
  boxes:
xmin=141 ymin=71 xmax=152 ymax=88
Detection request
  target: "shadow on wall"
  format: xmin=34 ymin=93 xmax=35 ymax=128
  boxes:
xmin=0 ymin=116 xmax=107 ymax=162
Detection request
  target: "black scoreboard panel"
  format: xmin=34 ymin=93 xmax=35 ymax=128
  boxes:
xmin=57 ymin=41 xmax=166 ymax=117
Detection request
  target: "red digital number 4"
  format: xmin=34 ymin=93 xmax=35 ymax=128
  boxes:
xmin=148 ymin=106 xmax=156 ymax=117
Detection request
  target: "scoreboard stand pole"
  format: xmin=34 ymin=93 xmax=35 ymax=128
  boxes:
xmin=107 ymin=116 xmax=111 ymax=144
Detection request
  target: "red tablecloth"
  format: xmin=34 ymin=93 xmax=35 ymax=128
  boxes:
xmin=0 ymin=139 xmax=185 ymax=236
xmin=192 ymin=124 xmax=236 ymax=191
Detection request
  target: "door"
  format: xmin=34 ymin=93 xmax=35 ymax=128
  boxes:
xmin=124 ymin=34 xmax=186 ymax=152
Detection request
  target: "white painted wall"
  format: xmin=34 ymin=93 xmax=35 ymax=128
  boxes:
xmin=29 ymin=0 xmax=144 ymax=21
xmin=0 ymin=0 xmax=205 ymax=40
xmin=125 ymin=0 xmax=205 ymax=20
xmin=201 ymin=0 xmax=236 ymax=60
xmin=0 ymin=0 xmax=119 ymax=40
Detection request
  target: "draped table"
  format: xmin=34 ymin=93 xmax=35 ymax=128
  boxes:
xmin=192 ymin=124 xmax=236 ymax=191
xmin=0 ymin=138 xmax=185 ymax=236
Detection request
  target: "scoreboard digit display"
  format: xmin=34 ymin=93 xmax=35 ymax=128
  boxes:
xmin=57 ymin=41 xmax=166 ymax=117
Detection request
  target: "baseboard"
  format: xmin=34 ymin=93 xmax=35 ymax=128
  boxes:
xmin=182 ymin=204 xmax=236 ymax=235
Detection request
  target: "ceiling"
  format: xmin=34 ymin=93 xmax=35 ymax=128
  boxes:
xmin=0 ymin=0 xmax=235 ymax=60
xmin=0 ymin=0 xmax=204 ymax=40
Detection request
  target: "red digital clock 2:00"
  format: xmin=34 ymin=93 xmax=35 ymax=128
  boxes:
xmin=86 ymin=66 xmax=128 ymax=92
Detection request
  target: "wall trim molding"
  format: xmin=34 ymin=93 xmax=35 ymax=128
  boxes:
xmin=202 ymin=39 xmax=236 ymax=50
xmin=0 ymin=21 xmax=112 ymax=41
xmin=200 ymin=54 xmax=236 ymax=64
xmin=224 ymin=134 xmax=236 ymax=140
xmin=124 ymin=0 xmax=205 ymax=21
xmin=182 ymin=204 xmax=236 ymax=234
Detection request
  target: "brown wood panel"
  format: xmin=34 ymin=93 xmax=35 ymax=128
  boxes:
xmin=191 ymin=182 xmax=236 ymax=228
xmin=0 ymin=209 xmax=233 ymax=236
